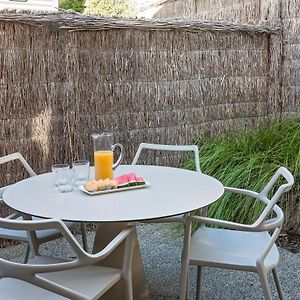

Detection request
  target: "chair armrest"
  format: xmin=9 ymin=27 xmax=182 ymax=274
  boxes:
xmin=188 ymin=185 xmax=283 ymax=232
xmin=224 ymin=186 xmax=270 ymax=206
xmin=189 ymin=215 xmax=256 ymax=231
xmin=27 ymin=227 xmax=134 ymax=274
xmin=189 ymin=187 xmax=262 ymax=231
xmin=87 ymin=227 xmax=134 ymax=262
xmin=6 ymin=212 xmax=22 ymax=219
xmin=224 ymin=187 xmax=260 ymax=198
xmin=188 ymin=187 xmax=261 ymax=231
xmin=223 ymin=186 xmax=284 ymax=230
xmin=59 ymin=223 xmax=134 ymax=265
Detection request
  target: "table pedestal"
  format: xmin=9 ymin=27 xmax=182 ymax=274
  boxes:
xmin=93 ymin=222 xmax=150 ymax=300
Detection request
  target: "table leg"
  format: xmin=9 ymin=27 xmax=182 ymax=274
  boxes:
xmin=93 ymin=222 xmax=150 ymax=300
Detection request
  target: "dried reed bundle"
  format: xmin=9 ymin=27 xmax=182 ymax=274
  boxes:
xmin=0 ymin=11 xmax=279 ymax=33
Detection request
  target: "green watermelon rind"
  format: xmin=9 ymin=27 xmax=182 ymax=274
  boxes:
xmin=136 ymin=181 xmax=145 ymax=186
xmin=136 ymin=176 xmax=145 ymax=186
xmin=117 ymin=183 xmax=130 ymax=189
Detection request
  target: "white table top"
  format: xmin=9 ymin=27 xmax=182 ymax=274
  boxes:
xmin=3 ymin=165 xmax=224 ymax=223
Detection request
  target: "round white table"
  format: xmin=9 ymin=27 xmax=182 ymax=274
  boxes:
xmin=3 ymin=165 xmax=224 ymax=222
xmin=3 ymin=165 xmax=224 ymax=299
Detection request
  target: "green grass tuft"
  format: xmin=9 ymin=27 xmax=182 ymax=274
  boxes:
xmin=184 ymin=118 xmax=300 ymax=233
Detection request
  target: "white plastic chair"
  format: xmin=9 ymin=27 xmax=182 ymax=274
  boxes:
xmin=0 ymin=152 xmax=87 ymax=262
xmin=179 ymin=167 xmax=294 ymax=300
xmin=132 ymin=143 xmax=201 ymax=172
xmin=132 ymin=143 xmax=201 ymax=223
xmin=0 ymin=217 xmax=134 ymax=300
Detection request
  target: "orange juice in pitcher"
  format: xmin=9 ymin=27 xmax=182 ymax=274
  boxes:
xmin=94 ymin=151 xmax=114 ymax=180
xmin=91 ymin=133 xmax=124 ymax=180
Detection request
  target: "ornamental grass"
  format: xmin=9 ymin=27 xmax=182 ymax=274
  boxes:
xmin=184 ymin=118 xmax=300 ymax=234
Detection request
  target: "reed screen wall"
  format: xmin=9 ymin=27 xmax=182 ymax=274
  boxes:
xmin=140 ymin=0 xmax=279 ymax=23
xmin=0 ymin=13 xmax=279 ymax=182
xmin=194 ymin=0 xmax=279 ymax=22
xmin=281 ymin=0 xmax=300 ymax=116
xmin=146 ymin=0 xmax=300 ymax=117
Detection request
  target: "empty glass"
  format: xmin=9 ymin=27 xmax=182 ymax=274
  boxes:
xmin=51 ymin=164 xmax=60 ymax=186
xmin=52 ymin=164 xmax=74 ymax=193
xmin=72 ymin=160 xmax=90 ymax=187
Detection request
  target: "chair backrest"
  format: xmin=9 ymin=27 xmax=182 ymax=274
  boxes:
xmin=191 ymin=167 xmax=294 ymax=233
xmin=0 ymin=217 xmax=133 ymax=300
xmin=254 ymin=166 xmax=294 ymax=231
xmin=0 ymin=153 xmax=36 ymax=199
xmin=132 ymin=143 xmax=201 ymax=172
xmin=0 ymin=153 xmax=36 ymax=177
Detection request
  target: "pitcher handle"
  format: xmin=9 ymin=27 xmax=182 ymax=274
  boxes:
xmin=112 ymin=143 xmax=124 ymax=170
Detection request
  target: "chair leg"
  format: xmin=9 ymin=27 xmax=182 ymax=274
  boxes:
xmin=186 ymin=271 xmax=189 ymax=299
xmin=124 ymin=272 xmax=133 ymax=300
xmin=123 ymin=228 xmax=134 ymax=300
xmin=195 ymin=266 xmax=202 ymax=300
xmin=80 ymin=223 xmax=88 ymax=252
xmin=257 ymin=269 xmax=272 ymax=300
xmin=179 ymin=252 xmax=190 ymax=299
xmin=23 ymin=243 xmax=31 ymax=263
xmin=179 ymin=222 xmax=192 ymax=300
xmin=272 ymin=268 xmax=284 ymax=300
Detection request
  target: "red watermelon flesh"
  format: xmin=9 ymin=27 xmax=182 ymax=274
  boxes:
xmin=114 ymin=173 xmax=145 ymax=188
xmin=114 ymin=174 xmax=130 ymax=188
xmin=127 ymin=172 xmax=138 ymax=186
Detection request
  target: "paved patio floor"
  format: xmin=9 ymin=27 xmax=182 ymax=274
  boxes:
xmin=0 ymin=223 xmax=299 ymax=299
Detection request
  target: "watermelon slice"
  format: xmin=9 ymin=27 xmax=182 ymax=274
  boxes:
xmin=136 ymin=176 xmax=146 ymax=186
xmin=114 ymin=174 xmax=130 ymax=188
xmin=127 ymin=172 xmax=138 ymax=186
xmin=114 ymin=173 xmax=146 ymax=188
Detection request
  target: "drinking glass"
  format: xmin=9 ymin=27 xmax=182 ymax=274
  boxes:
xmin=51 ymin=164 xmax=60 ymax=186
xmin=72 ymin=160 xmax=90 ymax=187
xmin=52 ymin=164 xmax=74 ymax=193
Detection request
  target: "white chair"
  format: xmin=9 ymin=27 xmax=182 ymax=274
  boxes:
xmin=132 ymin=143 xmax=201 ymax=223
xmin=0 ymin=152 xmax=87 ymax=262
xmin=179 ymin=167 xmax=294 ymax=300
xmin=0 ymin=217 xmax=134 ymax=300
xmin=132 ymin=143 xmax=201 ymax=172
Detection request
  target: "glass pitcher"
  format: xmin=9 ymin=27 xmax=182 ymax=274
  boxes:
xmin=91 ymin=132 xmax=124 ymax=180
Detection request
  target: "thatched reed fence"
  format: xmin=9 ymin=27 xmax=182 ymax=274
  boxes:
xmin=0 ymin=13 xmax=281 ymax=182
xmin=144 ymin=0 xmax=300 ymax=117
xmin=139 ymin=0 xmax=280 ymax=23
xmin=281 ymin=0 xmax=300 ymax=117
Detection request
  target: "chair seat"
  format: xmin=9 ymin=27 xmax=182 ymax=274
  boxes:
xmin=0 ymin=278 xmax=67 ymax=300
xmin=0 ymin=216 xmax=77 ymax=241
xmin=0 ymin=256 xmax=122 ymax=300
xmin=189 ymin=227 xmax=279 ymax=272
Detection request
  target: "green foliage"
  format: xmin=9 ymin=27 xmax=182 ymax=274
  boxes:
xmin=184 ymin=118 xmax=300 ymax=232
xmin=59 ymin=0 xmax=85 ymax=12
xmin=84 ymin=0 xmax=134 ymax=17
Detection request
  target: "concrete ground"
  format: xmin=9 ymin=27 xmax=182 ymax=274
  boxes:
xmin=0 ymin=223 xmax=299 ymax=299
